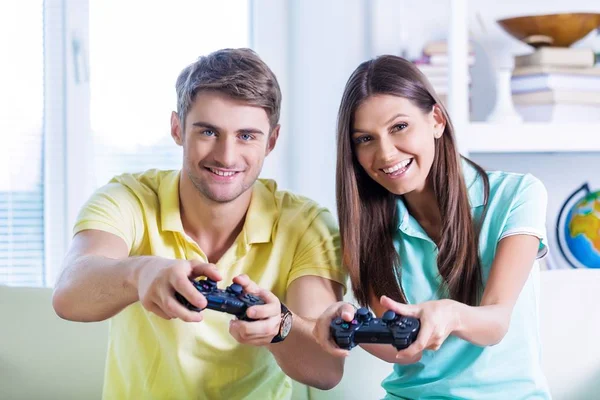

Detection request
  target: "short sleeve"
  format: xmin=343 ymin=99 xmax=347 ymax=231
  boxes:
xmin=73 ymin=182 xmax=142 ymax=252
xmin=287 ymin=210 xmax=348 ymax=293
xmin=499 ymin=175 xmax=549 ymax=259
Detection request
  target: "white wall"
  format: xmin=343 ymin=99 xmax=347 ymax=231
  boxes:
xmin=254 ymin=0 xmax=369 ymax=216
xmin=286 ymin=0 xmax=367 ymax=215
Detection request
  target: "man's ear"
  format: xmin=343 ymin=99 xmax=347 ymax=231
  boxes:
xmin=266 ymin=125 xmax=280 ymax=156
xmin=431 ymin=104 xmax=446 ymax=139
xmin=171 ymin=111 xmax=184 ymax=146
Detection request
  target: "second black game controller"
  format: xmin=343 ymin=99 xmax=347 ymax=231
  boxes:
xmin=331 ymin=307 xmax=420 ymax=350
xmin=175 ymin=278 xmax=265 ymax=321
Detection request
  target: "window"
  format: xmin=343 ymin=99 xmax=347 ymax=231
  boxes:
xmin=89 ymin=0 xmax=250 ymax=187
xmin=0 ymin=1 xmax=45 ymax=286
xmin=2 ymin=0 xmax=250 ymax=287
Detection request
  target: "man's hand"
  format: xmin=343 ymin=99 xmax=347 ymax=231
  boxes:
xmin=313 ymin=301 xmax=356 ymax=358
xmin=137 ymin=259 xmax=222 ymax=323
xmin=228 ymin=274 xmax=282 ymax=346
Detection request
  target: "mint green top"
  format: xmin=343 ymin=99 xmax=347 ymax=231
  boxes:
xmin=382 ymin=161 xmax=551 ymax=400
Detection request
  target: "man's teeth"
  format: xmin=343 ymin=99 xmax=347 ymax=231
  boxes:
xmin=210 ymin=168 xmax=236 ymax=177
xmin=383 ymin=159 xmax=412 ymax=174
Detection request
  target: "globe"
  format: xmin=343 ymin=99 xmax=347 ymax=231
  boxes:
xmin=558 ymin=183 xmax=600 ymax=269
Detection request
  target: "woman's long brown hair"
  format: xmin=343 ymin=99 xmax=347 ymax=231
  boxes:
xmin=336 ymin=55 xmax=490 ymax=307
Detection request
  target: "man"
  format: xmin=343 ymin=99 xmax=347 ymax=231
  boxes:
xmin=52 ymin=48 xmax=347 ymax=400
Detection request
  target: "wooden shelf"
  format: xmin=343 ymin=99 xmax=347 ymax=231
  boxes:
xmin=465 ymin=122 xmax=600 ymax=153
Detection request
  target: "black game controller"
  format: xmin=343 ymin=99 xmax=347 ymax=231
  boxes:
xmin=331 ymin=307 xmax=420 ymax=350
xmin=175 ymin=278 xmax=265 ymax=321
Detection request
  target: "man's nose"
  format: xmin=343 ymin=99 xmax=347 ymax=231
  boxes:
xmin=212 ymin=136 xmax=237 ymax=167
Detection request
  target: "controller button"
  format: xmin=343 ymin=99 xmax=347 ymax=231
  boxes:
xmin=351 ymin=319 xmax=358 ymax=325
xmin=228 ymin=283 xmax=243 ymax=295
xmin=341 ymin=323 xmax=350 ymax=330
xmin=334 ymin=318 xmax=343 ymax=325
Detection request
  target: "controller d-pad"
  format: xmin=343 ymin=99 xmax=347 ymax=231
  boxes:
xmin=200 ymin=279 xmax=217 ymax=288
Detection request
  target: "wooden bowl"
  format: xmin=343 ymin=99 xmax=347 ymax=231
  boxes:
xmin=497 ymin=13 xmax=600 ymax=48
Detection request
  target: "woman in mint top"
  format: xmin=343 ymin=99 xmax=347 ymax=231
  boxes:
xmin=314 ymin=55 xmax=551 ymax=399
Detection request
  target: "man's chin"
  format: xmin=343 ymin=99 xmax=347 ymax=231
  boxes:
xmin=207 ymin=195 xmax=240 ymax=204
xmin=188 ymin=173 xmax=255 ymax=204
xmin=201 ymin=187 xmax=246 ymax=204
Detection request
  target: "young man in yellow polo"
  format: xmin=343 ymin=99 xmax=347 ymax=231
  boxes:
xmin=52 ymin=48 xmax=348 ymax=400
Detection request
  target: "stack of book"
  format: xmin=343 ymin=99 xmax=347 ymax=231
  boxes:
xmin=412 ymin=40 xmax=475 ymax=106
xmin=511 ymin=47 xmax=600 ymax=122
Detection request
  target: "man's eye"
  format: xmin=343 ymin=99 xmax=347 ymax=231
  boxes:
xmin=240 ymin=134 xmax=254 ymax=141
xmin=202 ymin=130 xmax=216 ymax=137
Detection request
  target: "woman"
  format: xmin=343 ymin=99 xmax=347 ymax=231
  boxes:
xmin=314 ymin=55 xmax=551 ymax=399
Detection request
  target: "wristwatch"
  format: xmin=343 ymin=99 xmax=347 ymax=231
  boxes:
xmin=271 ymin=303 xmax=293 ymax=343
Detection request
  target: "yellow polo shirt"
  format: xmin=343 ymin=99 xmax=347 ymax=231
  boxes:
xmin=73 ymin=169 xmax=347 ymax=400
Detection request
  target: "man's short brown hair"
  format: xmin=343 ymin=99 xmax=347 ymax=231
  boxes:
xmin=175 ymin=48 xmax=281 ymax=130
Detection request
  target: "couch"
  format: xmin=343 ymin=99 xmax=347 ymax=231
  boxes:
xmin=1 ymin=269 xmax=599 ymax=399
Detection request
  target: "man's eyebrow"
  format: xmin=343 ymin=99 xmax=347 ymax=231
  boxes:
xmin=191 ymin=121 xmax=221 ymax=131
xmin=237 ymin=128 xmax=265 ymax=135
xmin=191 ymin=122 xmax=265 ymax=135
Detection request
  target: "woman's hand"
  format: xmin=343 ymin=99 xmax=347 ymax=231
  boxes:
xmin=313 ymin=301 xmax=357 ymax=358
xmin=380 ymin=296 xmax=460 ymax=364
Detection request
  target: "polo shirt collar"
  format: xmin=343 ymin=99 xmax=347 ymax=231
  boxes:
xmin=158 ymin=172 xmax=276 ymax=244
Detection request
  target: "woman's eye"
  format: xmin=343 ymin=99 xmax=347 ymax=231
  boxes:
xmin=353 ymin=136 xmax=372 ymax=145
xmin=391 ymin=123 xmax=408 ymax=132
